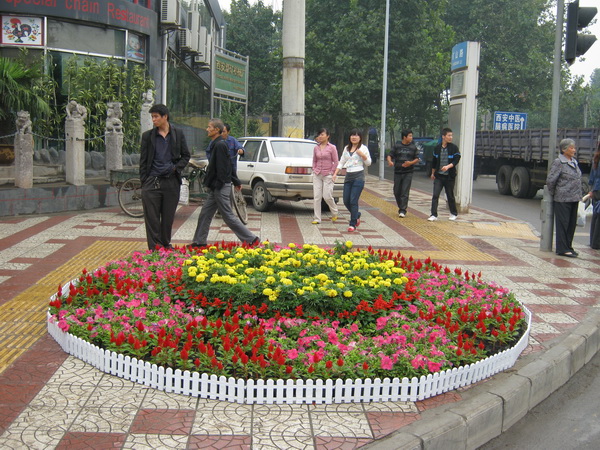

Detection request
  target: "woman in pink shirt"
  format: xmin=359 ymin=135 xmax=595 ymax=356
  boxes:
xmin=312 ymin=128 xmax=339 ymax=224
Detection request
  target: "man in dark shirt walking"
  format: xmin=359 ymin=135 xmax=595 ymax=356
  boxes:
xmin=387 ymin=129 xmax=420 ymax=218
xmin=428 ymin=128 xmax=461 ymax=221
xmin=139 ymin=104 xmax=190 ymax=250
xmin=191 ymin=119 xmax=259 ymax=247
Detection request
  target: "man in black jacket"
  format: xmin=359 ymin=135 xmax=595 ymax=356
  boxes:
xmin=428 ymin=128 xmax=461 ymax=221
xmin=140 ymin=104 xmax=190 ymax=250
xmin=191 ymin=119 xmax=259 ymax=247
xmin=387 ymin=129 xmax=420 ymax=218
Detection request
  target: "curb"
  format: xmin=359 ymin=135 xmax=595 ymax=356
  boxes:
xmin=363 ymin=311 xmax=600 ymax=449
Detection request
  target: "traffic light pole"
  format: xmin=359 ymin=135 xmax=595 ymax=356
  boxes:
xmin=540 ymin=0 xmax=564 ymax=252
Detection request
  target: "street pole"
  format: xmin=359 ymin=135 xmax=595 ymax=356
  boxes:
xmin=378 ymin=0 xmax=390 ymax=180
xmin=540 ymin=0 xmax=564 ymax=252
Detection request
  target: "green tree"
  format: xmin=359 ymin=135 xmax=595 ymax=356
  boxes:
xmin=305 ymin=0 xmax=453 ymax=144
xmin=0 ymin=55 xmax=51 ymax=141
xmin=63 ymin=56 xmax=154 ymax=152
xmin=224 ymin=0 xmax=282 ymax=119
xmin=446 ymin=0 xmax=555 ymax=125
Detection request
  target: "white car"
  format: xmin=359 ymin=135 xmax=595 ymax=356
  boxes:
xmin=236 ymin=137 xmax=344 ymax=211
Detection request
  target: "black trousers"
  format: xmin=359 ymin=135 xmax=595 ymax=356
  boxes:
xmin=591 ymin=191 xmax=600 ymax=249
xmin=141 ymin=173 xmax=180 ymax=250
xmin=431 ymin=175 xmax=457 ymax=217
xmin=393 ymin=171 xmax=414 ymax=214
xmin=553 ymin=201 xmax=578 ymax=254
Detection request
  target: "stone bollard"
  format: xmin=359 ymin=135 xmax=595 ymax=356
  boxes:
xmin=14 ymin=111 xmax=34 ymax=189
xmin=140 ymin=89 xmax=154 ymax=137
xmin=105 ymin=101 xmax=124 ymax=179
xmin=65 ymin=100 xmax=87 ymax=186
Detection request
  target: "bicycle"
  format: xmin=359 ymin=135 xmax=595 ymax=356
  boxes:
xmin=118 ymin=158 xmax=248 ymax=224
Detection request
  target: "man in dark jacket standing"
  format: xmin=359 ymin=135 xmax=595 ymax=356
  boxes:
xmin=428 ymin=128 xmax=461 ymax=221
xmin=140 ymin=104 xmax=190 ymax=250
xmin=387 ymin=129 xmax=420 ymax=218
xmin=191 ymin=119 xmax=259 ymax=247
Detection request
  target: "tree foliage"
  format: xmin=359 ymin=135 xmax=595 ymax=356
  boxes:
xmin=62 ymin=57 xmax=154 ymax=152
xmin=224 ymin=0 xmax=282 ymax=118
xmin=0 ymin=53 xmax=51 ymax=141
xmin=305 ymin=0 xmax=453 ymax=144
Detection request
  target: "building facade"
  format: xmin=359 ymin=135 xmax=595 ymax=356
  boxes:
xmin=0 ymin=0 xmax=226 ymax=153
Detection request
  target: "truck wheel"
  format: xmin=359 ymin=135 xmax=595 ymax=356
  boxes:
xmin=526 ymin=185 xmax=540 ymax=198
xmin=496 ymin=165 xmax=513 ymax=195
xmin=510 ymin=166 xmax=531 ymax=198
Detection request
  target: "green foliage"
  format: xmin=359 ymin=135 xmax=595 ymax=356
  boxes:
xmin=63 ymin=57 xmax=154 ymax=152
xmin=224 ymin=0 xmax=282 ymax=119
xmin=0 ymin=53 xmax=51 ymax=139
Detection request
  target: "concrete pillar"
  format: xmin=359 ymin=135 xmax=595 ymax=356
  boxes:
xmin=281 ymin=0 xmax=305 ymax=138
xmin=140 ymin=89 xmax=154 ymax=137
xmin=14 ymin=111 xmax=34 ymax=189
xmin=65 ymin=100 xmax=87 ymax=186
xmin=105 ymin=102 xmax=124 ymax=179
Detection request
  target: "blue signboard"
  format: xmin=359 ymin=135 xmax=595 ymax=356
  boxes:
xmin=451 ymin=42 xmax=468 ymax=71
xmin=493 ymin=111 xmax=528 ymax=130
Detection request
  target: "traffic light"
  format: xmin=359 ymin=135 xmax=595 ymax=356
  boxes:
xmin=565 ymin=0 xmax=598 ymax=65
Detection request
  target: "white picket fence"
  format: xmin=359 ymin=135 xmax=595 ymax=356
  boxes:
xmin=46 ymin=306 xmax=531 ymax=404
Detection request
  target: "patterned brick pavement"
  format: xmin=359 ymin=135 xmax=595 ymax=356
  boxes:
xmin=1 ymin=176 xmax=599 ymax=449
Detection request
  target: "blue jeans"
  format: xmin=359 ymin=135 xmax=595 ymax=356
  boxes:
xmin=343 ymin=177 xmax=365 ymax=227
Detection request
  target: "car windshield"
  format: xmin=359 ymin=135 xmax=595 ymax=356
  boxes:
xmin=271 ymin=141 xmax=315 ymax=158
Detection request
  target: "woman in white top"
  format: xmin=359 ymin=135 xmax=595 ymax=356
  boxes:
xmin=333 ymin=129 xmax=372 ymax=232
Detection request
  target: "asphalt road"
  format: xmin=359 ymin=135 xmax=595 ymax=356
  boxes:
xmin=367 ymin=164 xmax=599 ymax=449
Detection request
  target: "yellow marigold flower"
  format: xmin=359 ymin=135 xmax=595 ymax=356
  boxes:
xmin=288 ymin=243 xmax=296 ymax=248
xmin=336 ymin=282 xmax=345 ymax=288
xmin=401 ymin=276 xmax=409 ymax=283
xmin=296 ymin=288 xmax=305 ymax=295
xmin=195 ymin=274 xmax=207 ymax=282
xmin=188 ymin=267 xmax=197 ymax=277
xmin=265 ymin=276 xmax=276 ymax=284
xmin=281 ymin=278 xmax=293 ymax=286
xmin=268 ymin=294 xmax=278 ymax=301
xmin=263 ymin=288 xmax=273 ymax=296
xmin=393 ymin=278 xmax=404 ymax=285
xmin=343 ymin=290 xmax=353 ymax=297
xmin=327 ymin=289 xmax=338 ymax=297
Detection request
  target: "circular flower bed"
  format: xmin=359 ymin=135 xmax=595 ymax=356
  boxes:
xmin=48 ymin=241 xmax=527 ymax=381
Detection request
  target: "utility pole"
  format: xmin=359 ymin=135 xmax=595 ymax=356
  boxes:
xmin=378 ymin=0 xmax=390 ymax=180
xmin=540 ymin=0 xmax=565 ymax=252
xmin=281 ymin=0 xmax=305 ymax=138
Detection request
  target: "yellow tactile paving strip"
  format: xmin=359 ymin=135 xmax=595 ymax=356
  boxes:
xmin=360 ymin=190 xmax=509 ymax=261
xmin=0 ymin=240 xmax=143 ymax=375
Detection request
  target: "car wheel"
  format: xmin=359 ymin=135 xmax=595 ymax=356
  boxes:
xmin=252 ymin=181 xmax=274 ymax=212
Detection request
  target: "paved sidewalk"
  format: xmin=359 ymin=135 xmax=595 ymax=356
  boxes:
xmin=1 ymin=176 xmax=599 ymax=449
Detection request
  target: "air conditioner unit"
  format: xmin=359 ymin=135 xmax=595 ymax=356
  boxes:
xmin=194 ymin=55 xmax=208 ymax=65
xmin=161 ymin=0 xmax=180 ymax=26
xmin=179 ymin=29 xmax=193 ymax=51
xmin=188 ymin=11 xmax=200 ymax=53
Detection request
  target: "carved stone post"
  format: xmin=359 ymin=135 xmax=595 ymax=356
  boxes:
xmin=140 ymin=89 xmax=154 ymax=137
xmin=14 ymin=111 xmax=34 ymax=189
xmin=65 ymin=100 xmax=87 ymax=186
xmin=105 ymin=101 xmax=124 ymax=179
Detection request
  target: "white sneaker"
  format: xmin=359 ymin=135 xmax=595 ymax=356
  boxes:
xmin=449 ymin=214 xmax=457 ymax=221
xmin=427 ymin=215 xmax=438 ymax=221
xmin=399 ymin=212 xmax=406 ymax=218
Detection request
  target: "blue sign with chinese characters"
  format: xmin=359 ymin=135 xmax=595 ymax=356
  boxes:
xmin=451 ymin=42 xmax=468 ymax=71
xmin=493 ymin=111 xmax=528 ymax=130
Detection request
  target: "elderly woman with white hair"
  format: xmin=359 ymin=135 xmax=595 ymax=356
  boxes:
xmin=546 ymin=138 xmax=583 ymax=258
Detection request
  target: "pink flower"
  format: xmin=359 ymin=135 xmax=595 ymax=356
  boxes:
xmin=376 ymin=316 xmax=389 ymax=330
xmin=287 ymin=349 xmax=299 ymax=360
xmin=380 ymin=355 xmax=393 ymax=370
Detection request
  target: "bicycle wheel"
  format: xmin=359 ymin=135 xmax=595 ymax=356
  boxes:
xmin=188 ymin=169 xmax=207 ymax=202
xmin=231 ymin=187 xmax=248 ymax=224
xmin=119 ymin=177 xmax=144 ymax=218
